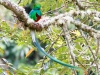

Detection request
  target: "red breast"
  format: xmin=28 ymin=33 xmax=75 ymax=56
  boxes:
xmin=35 ymin=13 xmax=41 ymax=22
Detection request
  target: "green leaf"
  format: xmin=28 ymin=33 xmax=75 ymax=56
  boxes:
xmin=59 ymin=67 xmax=67 ymax=75
xmin=0 ymin=68 xmax=3 ymax=73
xmin=0 ymin=47 xmax=4 ymax=55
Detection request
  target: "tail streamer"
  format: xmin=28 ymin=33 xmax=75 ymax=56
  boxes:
xmin=30 ymin=31 xmax=84 ymax=75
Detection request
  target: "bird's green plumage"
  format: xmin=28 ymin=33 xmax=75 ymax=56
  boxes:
xmin=29 ymin=4 xmax=42 ymax=21
xmin=33 ymin=4 xmax=41 ymax=9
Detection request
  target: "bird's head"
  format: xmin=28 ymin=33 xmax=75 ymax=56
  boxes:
xmin=33 ymin=4 xmax=41 ymax=10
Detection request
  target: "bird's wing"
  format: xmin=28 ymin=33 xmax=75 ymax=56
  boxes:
xmin=36 ymin=10 xmax=42 ymax=16
xmin=29 ymin=10 xmax=37 ymax=21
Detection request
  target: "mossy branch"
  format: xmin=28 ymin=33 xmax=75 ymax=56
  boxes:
xmin=0 ymin=0 xmax=100 ymax=37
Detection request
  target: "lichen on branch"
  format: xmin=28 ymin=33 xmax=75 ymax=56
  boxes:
xmin=0 ymin=0 xmax=100 ymax=37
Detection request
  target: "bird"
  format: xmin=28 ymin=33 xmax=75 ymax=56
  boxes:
xmin=29 ymin=4 xmax=42 ymax=22
xmin=29 ymin=4 xmax=84 ymax=75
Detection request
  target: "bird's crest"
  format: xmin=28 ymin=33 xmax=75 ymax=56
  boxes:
xmin=33 ymin=4 xmax=41 ymax=9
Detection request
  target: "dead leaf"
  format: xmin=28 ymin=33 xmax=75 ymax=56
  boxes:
xmin=6 ymin=70 xmax=10 ymax=75
xmin=25 ymin=48 xmax=34 ymax=58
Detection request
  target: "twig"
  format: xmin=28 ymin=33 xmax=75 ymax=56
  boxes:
xmin=62 ymin=24 xmax=76 ymax=75
xmin=46 ymin=29 xmax=54 ymax=42
xmin=41 ymin=30 xmax=63 ymax=67
xmin=81 ymin=1 xmax=100 ymax=5
xmin=96 ymin=35 xmax=100 ymax=56
xmin=18 ymin=0 xmax=22 ymax=4
xmin=76 ymin=58 xmax=86 ymax=69
xmin=79 ymin=30 xmax=99 ymax=75
xmin=43 ymin=5 xmax=64 ymax=15
xmin=47 ymin=30 xmax=63 ymax=53
xmin=75 ymin=0 xmax=85 ymax=10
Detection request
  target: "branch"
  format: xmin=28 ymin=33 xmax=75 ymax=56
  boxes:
xmin=62 ymin=24 xmax=77 ymax=75
xmin=75 ymin=0 xmax=85 ymax=10
xmin=0 ymin=0 xmax=42 ymax=31
xmin=0 ymin=0 xmax=100 ymax=37
xmin=79 ymin=30 xmax=99 ymax=75
xmin=96 ymin=35 xmax=100 ymax=56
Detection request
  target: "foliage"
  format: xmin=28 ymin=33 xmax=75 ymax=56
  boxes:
xmin=0 ymin=0 xmax=100 ymax=75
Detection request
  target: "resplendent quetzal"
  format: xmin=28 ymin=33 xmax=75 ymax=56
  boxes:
xmin=29 ymin=4 xmax=42 ymax=22
xmin=29 ymin=4 xmax=84 ymax=75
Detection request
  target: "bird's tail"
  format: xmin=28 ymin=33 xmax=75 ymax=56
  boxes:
xmin=30 ymin=30 xmax=84 ymax=75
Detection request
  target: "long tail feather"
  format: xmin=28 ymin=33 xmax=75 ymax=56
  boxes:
xmin=30 ymin=31 xmax=84 ymax=75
